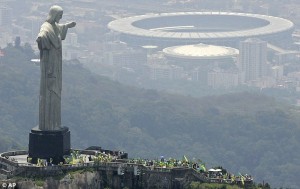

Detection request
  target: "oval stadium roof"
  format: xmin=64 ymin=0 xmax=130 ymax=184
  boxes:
xmin=108 ymin=12 xmax=294 ymax=42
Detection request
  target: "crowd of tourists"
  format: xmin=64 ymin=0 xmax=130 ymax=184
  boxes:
xmin=126 ymin=155 xmax=253 ymax=185
xmin=29 ymin=151 xmax=253 ymax=185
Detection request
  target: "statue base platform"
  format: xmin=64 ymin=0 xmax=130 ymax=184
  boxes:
xmin=28 ymin=126 xmax=70 ymax=164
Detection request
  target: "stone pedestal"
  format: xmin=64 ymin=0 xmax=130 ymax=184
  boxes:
xmin=28 ymin=126 xmax=70 ymax=164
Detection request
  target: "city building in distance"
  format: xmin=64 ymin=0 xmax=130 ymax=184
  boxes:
xmin=239 ymin=38 xmax=268 ymax=83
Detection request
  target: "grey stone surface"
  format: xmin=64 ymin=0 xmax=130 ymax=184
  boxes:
xmin=37 ymin=5 xmax=76 ymax=131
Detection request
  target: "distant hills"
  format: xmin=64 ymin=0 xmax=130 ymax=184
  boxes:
xmin=0 ymin=45 xmax=299 ymax=188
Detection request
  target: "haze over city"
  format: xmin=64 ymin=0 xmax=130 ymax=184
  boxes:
xmin=1 ymin=0 xmax=300 ymax=97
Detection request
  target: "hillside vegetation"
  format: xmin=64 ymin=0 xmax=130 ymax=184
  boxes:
xmin=0 ymin=45 xmax=299 ymax=188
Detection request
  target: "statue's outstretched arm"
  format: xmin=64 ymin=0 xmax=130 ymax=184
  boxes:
xmin=66 ymin=22 xmax=76 ymax=28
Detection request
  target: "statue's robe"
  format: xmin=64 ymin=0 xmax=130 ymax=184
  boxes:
xmin=37 ymin=22 xmax=68 ymax=131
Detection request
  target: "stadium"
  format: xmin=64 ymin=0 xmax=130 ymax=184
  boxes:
xmin=162 ymin=43 xmax=239 ymax=73
xmin=163 ymin=43 xmax=239 ymax=60
xmin=108 ymin=12 xmax=294 ymax=47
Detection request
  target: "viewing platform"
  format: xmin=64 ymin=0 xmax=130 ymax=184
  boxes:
xmin=0 ymin=149 xmax=253 ymax=189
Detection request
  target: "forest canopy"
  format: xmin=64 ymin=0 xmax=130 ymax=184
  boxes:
xmin=0 ymin=45 xmax=299 ymax=188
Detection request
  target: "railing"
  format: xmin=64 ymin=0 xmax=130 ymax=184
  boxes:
xmin=15 ymin=161 xmax=130 ymax=176
xmin=0 ymin=156 xmax=19 ymax=167
xmin=0 ymin=151 xmax=28 ymax=157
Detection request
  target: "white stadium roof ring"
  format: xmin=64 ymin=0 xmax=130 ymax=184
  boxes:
xmin=108 ymin=12 xmax=294 ymax=45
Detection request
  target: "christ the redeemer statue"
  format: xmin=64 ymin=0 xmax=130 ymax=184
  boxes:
xmin=37 ymin=5 xmax=76 ymax=130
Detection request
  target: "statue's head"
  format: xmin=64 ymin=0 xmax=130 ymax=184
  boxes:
xmin=46 ymin=5 xmax=63 ymax=24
